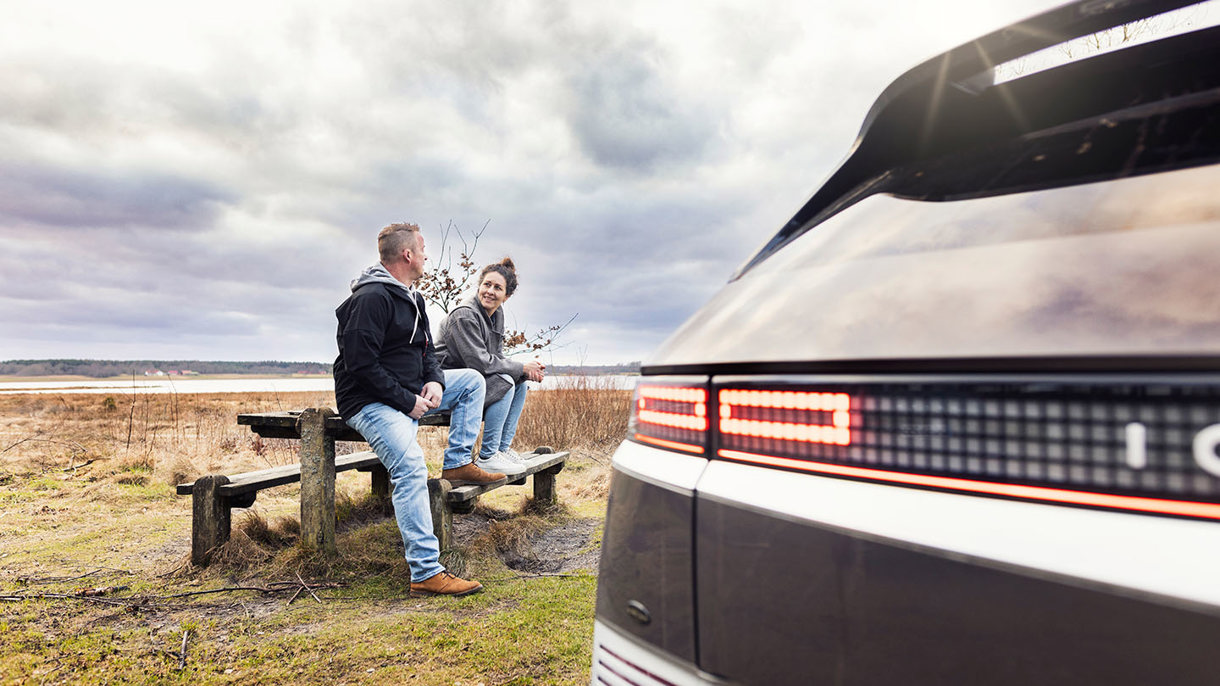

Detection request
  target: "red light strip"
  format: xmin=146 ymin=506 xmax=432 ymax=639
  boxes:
xmin=637 ymin=385 xmax=708 ymax=433
xmin=719 ymin=389 xmax=849 ymax=411
xmin=639 ymin=386 xmax=707 ymax=403
xmin=718 ymin=449 xmax=1220 ymax=521
xmin=638 ymin=410 xmax=707 ymax=432
xmin=635 ymin=433 xmax=705 ymax=454
xmin=719 ymin=389 xmax=851 ymax=446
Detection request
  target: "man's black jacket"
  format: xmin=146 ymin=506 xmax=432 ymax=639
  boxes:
xmin=333 ymin=280 xmax=445 ymax=420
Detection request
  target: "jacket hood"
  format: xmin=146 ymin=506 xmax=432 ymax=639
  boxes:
xmin=351 ymin=263 xmax=417 ymax=297
xmin=351 ymin=263 xmax=424 ymax=342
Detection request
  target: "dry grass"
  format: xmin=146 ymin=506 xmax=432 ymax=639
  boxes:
xmin=0 ymin=384 xmax=622 ymax=577
xmin=0 ymin=380 xmax=628 ymax=487
xmin=0 ymin=382 xmax=622 ymax=570
xmin=0 ymin=390 xmax=337 ymax=485
xmin=514 ymin=375 xmax=631 ymax=451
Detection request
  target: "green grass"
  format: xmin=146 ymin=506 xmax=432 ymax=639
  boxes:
xmin=0 ymin=573 xmax=597 ymax=685
xmin=0 ymin=460 xmax=606 ymax=685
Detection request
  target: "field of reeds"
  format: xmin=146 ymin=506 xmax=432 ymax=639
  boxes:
xmin=0 ymin=378 xmax=631 ymax=685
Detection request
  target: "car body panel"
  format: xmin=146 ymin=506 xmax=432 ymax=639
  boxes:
xmin=595 ymin=442 xmax=706 ymax=663
xmin=696 ymin=489 xmax=1220 ymax=685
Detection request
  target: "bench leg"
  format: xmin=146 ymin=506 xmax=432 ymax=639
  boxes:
xmin=298 ymin=407 xmax=337 ymax=555
xmin=191 ymin=475 xmax=231 ymax=566
xmin=427 ymin=478 xmax=453 ymax=551
xmin=533 ymin=464 xmax=563 ymax=508
xmin=370 ymin=464 xmax=393 ymax=516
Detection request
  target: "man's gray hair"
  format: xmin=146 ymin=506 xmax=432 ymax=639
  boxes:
xmin=378 ymin=223 xmax=422 ymax=263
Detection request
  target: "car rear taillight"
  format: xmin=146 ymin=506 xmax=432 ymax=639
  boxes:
xmin=629 ymin=379 xmax=708 ymax=455
xmin=711 ymin=379 xmax=1220 ymax=521
xmin=719 ymin=388 xmax=852 ymax=450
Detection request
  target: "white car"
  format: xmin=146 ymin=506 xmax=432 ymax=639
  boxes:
xmin=592 ymin=0 xmax=1220 ymax=683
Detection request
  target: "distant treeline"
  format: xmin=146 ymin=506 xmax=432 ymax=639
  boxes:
xmin=551 ymin=362 xmax=640 ymax=375
xmin=0 ymin=359 xmax=332 ymax=378
xmin=0 ymin=359 xmax=640 ymax=378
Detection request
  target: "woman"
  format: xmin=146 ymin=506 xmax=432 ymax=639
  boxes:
xmin=435 ymin=257 xmax=546 ymax=476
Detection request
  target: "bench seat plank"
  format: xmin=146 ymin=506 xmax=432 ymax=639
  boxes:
xmin=238 ymin=410 xmax=449 ymax=442
xmin=177 ymin=451 xmax=381 ymax=496
xmin=448 ymin=451 xmax=568 ymax=502
xmin=178 ymin=450 xmax=567 ymax=501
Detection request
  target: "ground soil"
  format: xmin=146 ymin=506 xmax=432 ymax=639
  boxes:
xmin=455 ymin=512 xmax=601 ymax=575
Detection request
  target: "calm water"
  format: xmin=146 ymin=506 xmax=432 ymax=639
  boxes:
xmin=0 ymin=375 xmax=637 ymax=395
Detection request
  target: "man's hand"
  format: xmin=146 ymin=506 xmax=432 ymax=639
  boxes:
xmin=408 ymin=395 xmax=431 ymax=419
xmin=523 ymin=359 xmax=546 ymax=383
xmin=407 ymin=383 xmax=442 ymax=419
xmin=420 ymin=381 xmax=444 ymax=408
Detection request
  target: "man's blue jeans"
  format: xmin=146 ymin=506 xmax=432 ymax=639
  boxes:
xmin=344 ymin=369 xmax=484 ymax=581
xmin=480 ymin=378 xmax=528 ymax=459
xmin=427 ymin=368 xmax=486 ymax=469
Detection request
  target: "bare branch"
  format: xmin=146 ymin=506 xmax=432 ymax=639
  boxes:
xmin=417 ymin=220 xmax=489 ymax=313
xmin=505 ymin=313 xmax=579 ymax=357
xmin=416 ymin=219 xmax=576 ymax=354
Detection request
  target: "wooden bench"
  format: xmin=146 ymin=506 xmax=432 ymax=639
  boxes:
xmin=176 ymin=407 xmax=568 ymax=566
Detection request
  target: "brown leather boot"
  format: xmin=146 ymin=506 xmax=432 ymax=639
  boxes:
xmin=441 ymin=462 xmax=508 ymax=487
xmin=409 ymin=571 xmax=483 ymax=597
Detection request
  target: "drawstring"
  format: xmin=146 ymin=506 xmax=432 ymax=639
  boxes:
xmin=410 ymin=291 xmax=422 ymax=344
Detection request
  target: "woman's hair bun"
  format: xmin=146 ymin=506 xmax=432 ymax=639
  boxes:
xmin=479 ymin=257 xmax=520 ymax=297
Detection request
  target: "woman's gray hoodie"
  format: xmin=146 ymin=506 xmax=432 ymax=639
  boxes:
xmin=435 ymin=296 xmax=525 ymax=407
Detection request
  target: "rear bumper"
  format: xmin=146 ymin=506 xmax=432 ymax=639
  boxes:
xmin=591 ymin=620 xmax=729 ymax=686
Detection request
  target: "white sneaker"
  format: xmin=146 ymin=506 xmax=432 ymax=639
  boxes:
xmin=501 ymin=448 xmax=527 ymax=463
xmin=476 ymin=452 xmax=526 ymax=476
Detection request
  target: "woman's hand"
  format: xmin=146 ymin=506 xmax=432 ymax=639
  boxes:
xmin=523 ymin=359 xmax=546 ymax=382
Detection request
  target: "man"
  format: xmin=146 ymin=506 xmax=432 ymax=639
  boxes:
xmin=334 ymin=222 xmax=505 ymax=597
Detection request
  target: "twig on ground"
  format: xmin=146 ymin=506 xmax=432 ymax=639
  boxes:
xmin=156 ymin=561 xmax=189 ymax=578
xmin=580 ymin=452 xmax=609 ymax=466
xmin=17 ymin=569 xmax=110 ymax=585
xmin=63 ymin=459 xmax=96 ymax=472
xmin=164 ymin=586 xmax=281 ymax=599
xmin=483 ymin=572 xmax=594 ymax=582
xmin=296 ymin=570 xmax=323 ymax=604
xmin=72 ymin=585 xmax=129 ymax=597
xmin=0 ymin=437 xmax=32 ymax=454
xmin=1 ymin=436 xmax=90 ymax=457
xmin=49 ymin=558 xmax=133 ymax=575
xmin=37 ymin=659 xmax=64 ymax=682
xmin=3 ymin=580 xmax=345 ymax=607
xmin=178 ymin=630 xmax=189 ymax=670
xmin=2 ymin=592 xmax=131 ymax=607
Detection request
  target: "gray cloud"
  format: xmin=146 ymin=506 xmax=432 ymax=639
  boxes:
xmin=0 ymin=0 xmax=1059 ymax=363
xmin=0 ymin=164 xmax=233 ymax=230
xmin=566 ymin=46 xmax=718 ymax=170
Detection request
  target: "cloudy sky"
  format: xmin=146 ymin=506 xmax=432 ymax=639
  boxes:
xmin=1 ymin=0 xmax=1058 ymax=365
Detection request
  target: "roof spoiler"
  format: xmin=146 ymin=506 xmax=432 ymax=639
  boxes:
xmin=735 ymin=0 xmax=1209 ymax=277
